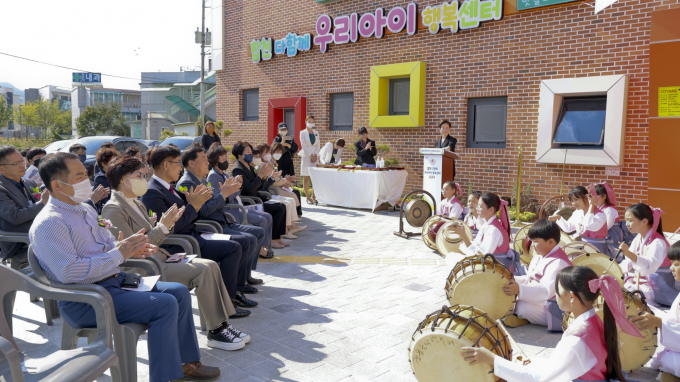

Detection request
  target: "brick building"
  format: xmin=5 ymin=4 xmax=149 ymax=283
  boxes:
xmin=216 ymin=0 xmax=680 ymax=227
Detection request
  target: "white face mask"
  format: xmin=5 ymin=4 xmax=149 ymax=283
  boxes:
xmin=307 ymin=123 xmax=315 ymax=128
xmin=125 ymin=177 xmax=149 ymax=197
xmin=59 ymin=178 xmax=91 ymax=204
xmin=273 ymin=153 xmax=282 ymax=160
xmin=279 ymin=130 xmax=287 ymax=136
xmin=262 ymin=154 xmax=272 ymax=162
xmin=252 ymin=158 xmax=262 ymax=166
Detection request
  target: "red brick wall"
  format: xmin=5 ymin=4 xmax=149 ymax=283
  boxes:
xmin=217 ymin=0 xmax=680 ymax=213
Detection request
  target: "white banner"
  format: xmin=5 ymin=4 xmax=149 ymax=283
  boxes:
xmin=423 ymin=154 xmax=443 ymax=202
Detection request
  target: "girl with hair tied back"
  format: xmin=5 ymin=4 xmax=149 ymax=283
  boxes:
xmin=462 ymin=265 xmax=642 ymax=382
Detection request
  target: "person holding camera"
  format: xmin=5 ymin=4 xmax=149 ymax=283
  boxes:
xmin=298 ymin=115 xmax=320 ymax=205
xmin=271 ymin=122 xmax=298 ymax=178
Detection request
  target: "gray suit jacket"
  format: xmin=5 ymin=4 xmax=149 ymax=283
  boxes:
xmin=101 ymin=190 xmax=172 ymax=261
xmin=0 ymin=175 xmax=43 ymax=259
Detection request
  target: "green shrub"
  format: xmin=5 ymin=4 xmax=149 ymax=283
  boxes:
xmin=497 ymin=207 xmax=537 ymax=222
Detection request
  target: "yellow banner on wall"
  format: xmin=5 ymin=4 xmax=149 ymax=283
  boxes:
xmin=659 ymin=86 xmax=680 ymax=117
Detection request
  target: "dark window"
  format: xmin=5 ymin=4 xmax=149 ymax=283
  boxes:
xmin=389 ymin=78 xmax=410 ymax=115
xmin=330 ymin=93 xmax=354 ymax=131
xmin=242 ymin=88 xmax=259 ymax=121
xmin=553 ymin=97 xmax=607 ymax=147
xmin=466 ymin=97 xmax=507 ymax=149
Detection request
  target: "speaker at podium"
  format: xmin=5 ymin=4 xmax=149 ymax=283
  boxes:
xmin=419 ymin=148 xmax=459 ymax=201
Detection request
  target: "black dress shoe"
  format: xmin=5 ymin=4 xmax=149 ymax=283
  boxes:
xmin=240 ymin=284 xmax=258 ymax=294
xmin=233 ymin=291 xmax=258 ymax=307
xmin=229 ymin=308 xmax=251 ymax=319
xmin=259 ymin=251 xmax=274 ymax=259
xmin=247 ymin=276 xmax=263 ymax=285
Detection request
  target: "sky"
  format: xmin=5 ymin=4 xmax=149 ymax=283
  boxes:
xmin=0 ymin=0 xmax=210 ymax=91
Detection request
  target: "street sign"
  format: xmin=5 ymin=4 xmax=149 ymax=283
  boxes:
xmin=72 ymin=72 xmax=102 ymax=86
xmin=517 ymin=0 xmax=580 ymax=11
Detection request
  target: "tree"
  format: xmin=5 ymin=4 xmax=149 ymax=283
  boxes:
xmin=76 ymin=102 xmax=130 ymax=137
xmin=20 ymin=98 xmax=64 ymax=139
xmin=159 ymin=129 xmax=176 ymax=141
xmin=0 ymin=97 xmax=12 ymax=129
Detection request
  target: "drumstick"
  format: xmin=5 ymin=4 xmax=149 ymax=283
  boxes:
xmin=497 ymin=321 xmax=531 ymax=365
xmin=602 ymin=249 xmax=623 ymax=276
xmin=636 ymin=271 xmax=640 ymax=290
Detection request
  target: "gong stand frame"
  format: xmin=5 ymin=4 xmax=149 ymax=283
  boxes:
xmin=393 ymin=189 xmax=437 ymax=239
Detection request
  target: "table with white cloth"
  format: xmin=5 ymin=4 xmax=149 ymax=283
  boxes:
xmin=308 ymin=167 xmax=408 ymax=211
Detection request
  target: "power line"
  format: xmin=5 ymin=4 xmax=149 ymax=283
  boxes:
xmin=0 ymin=51 xmax=213 ymax=86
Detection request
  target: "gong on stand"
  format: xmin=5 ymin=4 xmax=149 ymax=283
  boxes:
xmin=393 ymin=190 xmax=437 ymax=239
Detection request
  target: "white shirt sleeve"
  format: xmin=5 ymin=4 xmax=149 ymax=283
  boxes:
xmin=660 ymin=295 xmax=680 ymax=352
xmin=603 ymin=207 xmax=618 ymax=230
xmin=463 ymin=224 xmax=502 ymax=257
xmin=518 ymin=259 xmax=568 ymax=302
xmin=583 ymin=210 xmax=607 ymax=232
xmin=632 ymin=238 xmax=669 ymax=277
xmin=493 ymin=335 xmax=597 ymax=382
xmin=556 ymin=212 xmax=580 ymax=233
xmin=449 ymin=203 xmax=463 ymax=220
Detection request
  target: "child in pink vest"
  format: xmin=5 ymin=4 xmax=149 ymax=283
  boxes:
xmin=437 ymin=181 xmax=464 ymax=220
xmin=464 ymin=191 xmax=482 ymax=237
xmin=632 ymin=241 xmax=680 ymax=381
xmin=619 ymin=203 xmax=674 ymax=307
xmin=462 ymin=266 xmax=643 ymax=382
xmin=551 ymin=186 xmax=608 ymax=254
xmin=449 ymin=193 xmax=521 ymax=273
xmin=503 ymin=219 xmax=573 ymax=331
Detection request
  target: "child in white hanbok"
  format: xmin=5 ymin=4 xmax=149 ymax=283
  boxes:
xmin=437 ymin=181 xmax=464 ymax=220
xmin=631 ymin=240 xmax=680 ymax=381
xmin=464 ymin=191 xmax=482 ymax=236
xmin=463 ymin=266 xmax=643 ymax=382
xmin=619 ymin=203 xmax=674 ymax=307
xmin=551 ymin=186 xmax=608 ymax=254
xmin=502 ymin=219 xmax=573 ymax=331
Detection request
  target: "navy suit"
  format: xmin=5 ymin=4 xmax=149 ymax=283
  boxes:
xmin=177 ymin=170 xmax=265 ymax=278
xmin=141 ymin=177 xmax=247 ymax=298
xmin=92 ymin=172 xmax=111 ymax=214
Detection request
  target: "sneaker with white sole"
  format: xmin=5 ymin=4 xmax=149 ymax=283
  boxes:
xmin=282 ymin=233 xmax=297 ymax=239
xmin=289 ymin=226 xmax=307 ymax=234
xmin=226 ymin=323 xmax=250 ymax=344
xmin=207 ymin=327 xmax=245 ymax=351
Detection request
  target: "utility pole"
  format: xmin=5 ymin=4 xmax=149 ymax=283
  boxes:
xmin=200 ymin=0 xmax=205 ymax=129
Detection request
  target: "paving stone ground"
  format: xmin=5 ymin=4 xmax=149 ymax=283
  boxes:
xmin=11 ymin=203 xmax=660 ymax=381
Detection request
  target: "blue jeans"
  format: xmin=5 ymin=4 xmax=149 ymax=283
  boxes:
xmin=59 ymin=275 xmax=199 ymax=382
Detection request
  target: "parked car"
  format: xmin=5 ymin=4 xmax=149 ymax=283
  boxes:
xmin=60 ymin=136 xmax=149 ymax=176
xmin=43 ymin=139 xmax=74 ymax=154
xmin=144 ymin=140 xmax=160 ymax=148
xmin=159 ymin=135 xmax=201 ymax=153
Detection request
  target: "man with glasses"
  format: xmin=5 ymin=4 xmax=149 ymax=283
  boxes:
xmin=0 ymin=146 xmax=109 ymax=264
xmin=142 ymin=145 xmax=259 ymax=310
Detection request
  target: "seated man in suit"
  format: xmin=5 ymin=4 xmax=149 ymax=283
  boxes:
xmin=142 ymin=145 xmax=258 ymax=308
xmin=0 ymin=145 xmax=109 ymax=265
xmin=178 ymin=144 xmax=266 ymax=287
xmin=29 ymin=152 xmax=220 ymax=382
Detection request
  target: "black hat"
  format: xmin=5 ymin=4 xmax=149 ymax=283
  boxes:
xmin=277 ymin=122 xmax=288 ymax=130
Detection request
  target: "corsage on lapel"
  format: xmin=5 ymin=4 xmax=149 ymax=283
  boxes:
xmin=97 ymin=217 xmax=112 ymax=228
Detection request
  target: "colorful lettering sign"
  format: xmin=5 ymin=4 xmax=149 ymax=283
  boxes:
xmin=250 ymin=0 xmax=504 ymax=62
xmin=314 ymin=3 xmax=418 ymax=53
xmin=274 ymin=33 xmax=312 ymax=57
xmin=250 ymin=38 xmax=273 ymax=63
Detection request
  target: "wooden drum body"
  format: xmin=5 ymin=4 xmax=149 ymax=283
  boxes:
xmin=435 ymin=221 xmax=473 ymax=257
xmin=409 ymin=305 xmax=512 ymax=382
xmin=422 ymin=215 xmax=448 ymax=250
xmin=563 ymin=242 xmax=624 ymax=288
xmin=445 ymin=255 xmax=516 ymax=320
xmin=562 ymin=289 xmax=657 ymax=372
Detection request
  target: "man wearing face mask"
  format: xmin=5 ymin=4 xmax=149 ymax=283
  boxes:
xmin=177 ymin=144 xmax=267 ymax=289
xmin=0 ymin=146 xmax=107 ymax=264
xmin=29 ymin=151 xmax=222 ymax=381
xmin=271 ymin=122 xmax=298 ymax=178
xmin=68 ymin=144 xmax=88 ymax=163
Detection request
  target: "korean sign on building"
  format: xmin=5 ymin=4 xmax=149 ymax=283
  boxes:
xmin=72 ymin=72 xmax=102 ymax=86
xmin=250 ymin=0 xmax=502 ymax=63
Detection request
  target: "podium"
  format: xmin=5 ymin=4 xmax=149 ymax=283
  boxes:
xmin=419 ymin=148 xmax=459 ymax=201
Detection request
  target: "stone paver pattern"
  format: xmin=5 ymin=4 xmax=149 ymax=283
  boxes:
xmin=10 ymin=203 xmax=660 ymax=381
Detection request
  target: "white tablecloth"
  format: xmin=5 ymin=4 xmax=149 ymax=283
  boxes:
xmin=308 ymin=167 xmax=408 ymax=211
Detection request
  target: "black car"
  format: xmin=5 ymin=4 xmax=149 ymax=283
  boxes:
xmin=60 ymin=136 xmax=150 ymax=177
xmin=158 ymin=136 xmax=201 ymax=154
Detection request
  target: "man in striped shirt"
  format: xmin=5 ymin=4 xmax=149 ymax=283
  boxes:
xmin=29 ymin=152 xmax=220 ymax=382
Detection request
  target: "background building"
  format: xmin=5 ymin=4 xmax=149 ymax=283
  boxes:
xmin=216 ymin=0 xmax=680 ymax=228
xmin=140 ymin=71 xmax=216 ymax=140
xmin=71 ymin=87 xmax=141 ymax=137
